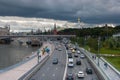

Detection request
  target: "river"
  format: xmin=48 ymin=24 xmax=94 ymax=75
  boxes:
xmin=0 ymin=42 xmax=39 ymax=70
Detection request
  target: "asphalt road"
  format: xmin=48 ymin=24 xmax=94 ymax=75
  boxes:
xmin=30 ymin=42 xmax=99 ymax=80
xmin=66 ymin=45 xmax=99 ymax=80
xmin=29 ymin=42 xmax=66 ymax=80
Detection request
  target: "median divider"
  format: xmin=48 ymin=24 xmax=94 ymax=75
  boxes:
xmin=80 ymin=48 xmax=109 ymax=80
xmin=18 ymin=54 xmax=49 ymax=80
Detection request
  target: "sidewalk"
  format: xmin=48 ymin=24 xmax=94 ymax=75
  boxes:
xmin=0 ymin=42 xmax=54 ymax=80
xmin=84 ymin=49 xmax=120 ymax=80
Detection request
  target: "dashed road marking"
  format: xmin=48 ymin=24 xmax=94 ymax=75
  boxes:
xmin=56 ymin=67 xmax=58 ymax=70
xmin=52 ymin=74 xmax=55 ymax=77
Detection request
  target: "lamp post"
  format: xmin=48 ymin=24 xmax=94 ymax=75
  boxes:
xmin=97 ymin=37 xmax=100 ymax=66
xmin=84 ymin=36 xmax=86 ymax=48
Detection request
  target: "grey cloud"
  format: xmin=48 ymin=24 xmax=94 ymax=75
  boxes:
xmin=0 ymin=0 xmax=120 ymax=24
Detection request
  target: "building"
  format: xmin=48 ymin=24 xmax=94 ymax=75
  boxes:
xmin=0 ymin=25 xmax=11 ymax=44
xmin=0 ymin=25 xmax=10 ymax=35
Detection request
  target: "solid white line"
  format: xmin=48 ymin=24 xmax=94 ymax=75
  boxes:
xmin=63 ymin=45 xmax=68 ymax=80
xmin=56 ymin=67 xmax=58 ymax=70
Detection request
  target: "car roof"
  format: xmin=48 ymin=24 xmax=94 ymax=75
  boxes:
xmin=78 ymin=71 xmax=83 ymax=73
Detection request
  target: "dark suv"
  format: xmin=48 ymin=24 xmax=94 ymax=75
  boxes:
xmin=76 ymin=59 xmax=81 ymax=65
xmin=86 ymin=68 xmax=92 ymax=74
xmin=66 ymin=73 xmax=74 ymax=80
xmin=52 ymin=58 xmax=58 ymax=64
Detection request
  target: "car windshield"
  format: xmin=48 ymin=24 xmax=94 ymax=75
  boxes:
xmin=68 ymin=73 xmax=73 ymax=76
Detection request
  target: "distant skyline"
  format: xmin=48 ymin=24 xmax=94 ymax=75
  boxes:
xmin=0 ymin=0 xmax=120 ymax=24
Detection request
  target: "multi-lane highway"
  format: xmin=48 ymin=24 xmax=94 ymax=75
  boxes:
xmin=66 ymin=48 xmax=99 ymax=80
xmin=30 ymin=42 xmax=66 ymax=80
xmin=30 ymin=41 xmax=99 ymax=80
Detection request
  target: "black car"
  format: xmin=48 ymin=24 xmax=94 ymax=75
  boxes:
xmin=76 ymin=59 xmax=81 ymax=65
xmin=86 ymin=68 xmax=92 ymax=74
xmin=66 ymin=73 xmax=74 ymax=80
xmin=68 ymin=53 xmax=72 ymax=58
xmin=74 ymin=54 xmax=78 ymax=57
xmin=52 ymin=58 xmax=58 ymax=64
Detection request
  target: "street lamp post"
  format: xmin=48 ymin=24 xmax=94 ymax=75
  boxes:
xmin=97 ymin=37 xmax=100 ymax=66
xmin=84 ymin=36 xmax=86 ymax=48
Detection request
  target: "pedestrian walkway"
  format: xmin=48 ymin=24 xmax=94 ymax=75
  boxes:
xmin=0 ymin=42 xmax=54 ymax=80
xmin=83 ymin=49 xmax=120 ymax=80
xmin=94 ymin=57 xmax=120 ymax=80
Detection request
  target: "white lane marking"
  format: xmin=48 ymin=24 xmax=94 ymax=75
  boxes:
xmin=63 ymin=45 xmax=68 ymax=80
xmin=42 ymin=73 xmax=45 ymax=77
xmin=52 ymin=74 xmax=55 ymax=77
xmin=56 ymin=67 xmax=58 ymax=70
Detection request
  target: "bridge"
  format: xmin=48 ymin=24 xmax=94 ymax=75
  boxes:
xmin=0 ymin=35 xmax=76 ymax=39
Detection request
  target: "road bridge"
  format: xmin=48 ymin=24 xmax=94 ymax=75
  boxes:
xmin=0 ymin=35 xmax=76 ymax=39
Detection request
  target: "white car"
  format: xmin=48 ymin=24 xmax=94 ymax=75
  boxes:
xmin=68 ymin=58 xmax=73 ymax=63
xmin=77 ymin=50 xmax=80 ymax=54
xmin=80 ymin=54 xmax=85 ymax=59
xmin=68 ymin=62 xmax=74 ymax=67
xmin=77 ymin=71 xmax=85 ymax=78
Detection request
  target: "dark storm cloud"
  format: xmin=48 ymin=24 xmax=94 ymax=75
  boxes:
xmin=0 ymin=0 xmax=120 ymax=24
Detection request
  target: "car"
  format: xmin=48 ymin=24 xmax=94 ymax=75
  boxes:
xmin=68 ymin=62 xmax=74 ymax=67
xmin=76 ymin=59 xmax=81 ymax=65
xmin=77 ymin=71 xmax=85 ymax=78
xmin=77 ymin=50 xmax=80 ymax=54
xmin=66 ymin=73 xmax=74 ymax=80
xmin=52 ymin=58 xmax=58 ymax=64
xmin=80 ymin=54 xmax=85 ymax=59
xmin=72 ymin=49 xmax=75 ymax=53
xmin=68 ymin=54 xmax=72 ymax=58
xmin=74 ymin=54 xmax=78 ymax=57
xmin=58 ymin=48 xmax=62 ymax=51
xmin=68 ymin=58 xmax=73 ymax=63
xmin=86 ymin=68 xmax=93 ymax=74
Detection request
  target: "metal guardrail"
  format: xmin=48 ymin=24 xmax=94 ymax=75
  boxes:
xmin=79 ymin=48 xmax=109 ymax=80
xmin=18 ymin=54 xmax=49 ymax=80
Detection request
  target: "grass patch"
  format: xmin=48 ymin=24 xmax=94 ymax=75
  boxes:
xmin=100 ymin=48 xmax=120 ymax=54
xmin=89 ymin=47 xmax=120 ymax=55
xmin=104 ymin=56 xmax=120 ymax=71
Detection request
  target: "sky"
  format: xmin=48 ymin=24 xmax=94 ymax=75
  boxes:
xmin=0 ymin=0 xmax=120 ymax=24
